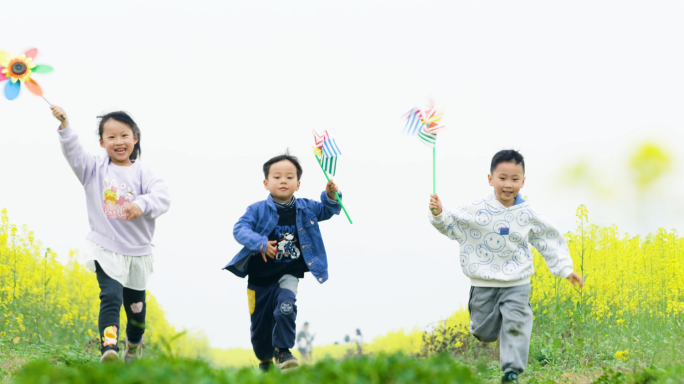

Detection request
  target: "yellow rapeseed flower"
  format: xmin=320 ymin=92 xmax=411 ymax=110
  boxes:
xmin=615 ymin=350 xmax=629 ymax=361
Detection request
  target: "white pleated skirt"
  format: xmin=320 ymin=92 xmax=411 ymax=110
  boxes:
xmin=84 ymin=240 xmax=154 ymax=291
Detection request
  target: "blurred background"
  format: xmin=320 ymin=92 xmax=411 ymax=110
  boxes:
xmin=1 ymin=0 xmax=683 ymax=350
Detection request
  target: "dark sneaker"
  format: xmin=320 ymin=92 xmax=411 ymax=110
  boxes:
xmin=502 ymin=371 xmax=519 ymax=383
xmin=259 ymin=361 xmax=273 ymax=372
xmin=274 ymin=349 xmax=299 ymax=369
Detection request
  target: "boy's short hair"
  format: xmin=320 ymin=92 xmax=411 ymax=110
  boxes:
xmin=490 ymin=150 xmax=525 ymax=174
xmin=263 ymin=151 xmax=303 ymax=180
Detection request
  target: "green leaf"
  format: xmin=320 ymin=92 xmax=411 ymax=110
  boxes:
xmin=553 ymin=338 xmax=562 ymax=349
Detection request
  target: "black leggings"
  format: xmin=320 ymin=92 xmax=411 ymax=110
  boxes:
xmin=95 ymin=261 xmax=146 ymax=353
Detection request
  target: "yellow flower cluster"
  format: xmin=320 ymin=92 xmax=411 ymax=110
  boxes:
xmin=0 ymin=209 xmax=208 ymax=356
xmin=530 ymin=205 xmax=684 ymax=326
xmin=615 ymin=350 xmax=629 ymax=361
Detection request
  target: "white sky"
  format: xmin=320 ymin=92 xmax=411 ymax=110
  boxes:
xmin=2 ymin=0 xmax=684 ymax=349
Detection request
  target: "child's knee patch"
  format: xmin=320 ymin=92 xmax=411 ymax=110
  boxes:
xmin=278 ymin=274 xmax=299 ymax=297
xmin=130 ymin=302 xmax=143 ymax=314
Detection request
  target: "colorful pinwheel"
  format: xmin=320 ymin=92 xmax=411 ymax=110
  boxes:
xmin=402 ymin=103 xmax=447 ymax=211
xmin=0 ymin=48 xmax=54 ymax=101
xmin=312 ymin=128 xmax=352 ymax=224
xmin=403 ymin=104 xmax=446 ymax=147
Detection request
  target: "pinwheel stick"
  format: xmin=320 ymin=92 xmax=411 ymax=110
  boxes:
xmin=433 ymin=147 xmax=437 ymax=213
xmin=315 ymin=153 xmax=352 ymax=224
xmin=42 ymin=96 xmax=65 ymax=120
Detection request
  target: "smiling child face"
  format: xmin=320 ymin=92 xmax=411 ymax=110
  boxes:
xmin=264 ymin=160 xmax=301 ymax=203
xmin=100 ymin=119 xmax=138 ymax=167
xmin=488 ymin=161 xmax=525 ymax=207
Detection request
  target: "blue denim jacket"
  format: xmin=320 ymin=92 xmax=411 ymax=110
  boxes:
xmin=224 ymin=191 xmax=342 ymax=284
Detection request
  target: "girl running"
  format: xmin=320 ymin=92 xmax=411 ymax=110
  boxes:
xmin=51 ymin=106 xmax=170 ymax=362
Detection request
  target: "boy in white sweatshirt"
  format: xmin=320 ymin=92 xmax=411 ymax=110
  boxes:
xmin=428 ymin=150 xmax=583 ymax=384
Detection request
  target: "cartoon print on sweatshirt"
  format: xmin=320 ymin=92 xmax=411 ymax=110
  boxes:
xmin=274 ymin=225 xmax=301 ymax=262
xmin=474 ymin=210 xmax=492 ymax=226
xmin=502 ymin=260 xmax=518 ymax=275
xmin=530 ymin=222 xmax=547 ymax=239
xmin=486 ymin=203 xmax=505 ymax=215
xmin=484 ymin=232 xmax=506 ymax=252
xmin=546 ymin=228 xmax=559 ymax=239
xmin=475 ymin=244 xmax=494 ymax=264
xmin=531 ymin=238 xmax=547 ymax=252
xmin=102 ymin=178 xmax=136 ymax=221
xmin=479 ymin=269 xmax=495 ymax=280
xmin=516 ymin=209 xmax=533 ymax=226
xmin=455 ymin=219 xmax=469 ymax=245
xmin=520 ymin=265 xmax=534 ymax=279
xmin=514 ymin=245 xmax=531 ymax=264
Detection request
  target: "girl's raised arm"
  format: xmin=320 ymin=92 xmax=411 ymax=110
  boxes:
xmin=53 ymin=106 xmax=98 ymax=186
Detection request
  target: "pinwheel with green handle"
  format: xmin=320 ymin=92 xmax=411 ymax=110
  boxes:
xmin=312 ymin=129 xmax=352 ymax=224
xmin=403 ymin=104 xmax=446 ymax=212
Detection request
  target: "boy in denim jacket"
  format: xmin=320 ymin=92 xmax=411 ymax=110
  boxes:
xmin=224 ymin=153 xmax=342 ymax=371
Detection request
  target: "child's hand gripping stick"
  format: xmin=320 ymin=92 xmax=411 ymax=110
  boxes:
xmin=429 ymin=194 xmax=442 ymax=216
xmin=50 ymin=105 xmax=68 ymax=128
xmin=326 ymin=179 xmax=338 ymax=200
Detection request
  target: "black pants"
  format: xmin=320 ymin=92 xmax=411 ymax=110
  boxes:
xmin=95 ymin=261 xmax=146 ymax=354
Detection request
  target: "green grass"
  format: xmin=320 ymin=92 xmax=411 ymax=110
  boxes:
xmin=0 ymin=339 xmax=98 ymax=380
xmin=593 ymin=365 xmax=684 ymax=383
xmin=416 ymin=323 xmax=683 ymax=383
xmin=10 ymin=352 xmax=480 ymax=384
xmin=3 ymin=339 xmax=684 ymax=383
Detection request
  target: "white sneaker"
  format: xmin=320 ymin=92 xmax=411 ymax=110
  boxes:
xmin=100 ymin=349 xmax=119 ymax=363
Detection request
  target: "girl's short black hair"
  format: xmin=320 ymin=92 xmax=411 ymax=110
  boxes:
xmin=491 ymin=149 xmax=525 ymax=174
xmin=97 ymin=111 xmax=142 ymax=161
xmin=263 ymin=151 xmax=303 ymax=180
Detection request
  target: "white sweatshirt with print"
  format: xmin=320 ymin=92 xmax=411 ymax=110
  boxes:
xmin=429 ymin=191 xmax=574 ymax=288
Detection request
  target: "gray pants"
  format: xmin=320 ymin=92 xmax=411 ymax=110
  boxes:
xmin=468 ymin=284 xmax=533 ymax=374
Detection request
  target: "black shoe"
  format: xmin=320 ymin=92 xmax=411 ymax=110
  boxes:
xmin=502 ymin=371 xmax=519 ymax=383
xmin=274 ymin=349 xmax=299 ymax=369
xmin=258 ymin=361 xmax=273 ymax=372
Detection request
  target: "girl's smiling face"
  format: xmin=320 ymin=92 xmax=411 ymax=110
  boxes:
xmin=488 ymin=161 xmax=526 ymax=207
xmin=100 ymin=119 xmax=138 ymax=166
